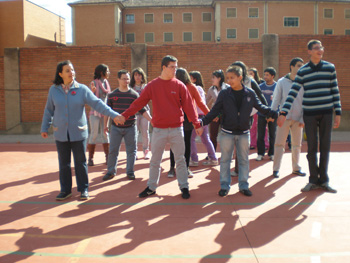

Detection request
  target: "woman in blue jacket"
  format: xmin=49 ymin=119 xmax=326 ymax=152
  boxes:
xmin=41 ymin=60 xmax=120 ymax=201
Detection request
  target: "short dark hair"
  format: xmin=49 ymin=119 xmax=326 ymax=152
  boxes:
xmin=231 ymin=61 xmax=248 ymax=82
xmin=307 ymin=39 xmax=322 ymax=50
xmin=189 ymin=71 xmax=204 ymax=88
xmin=161 ymin=55 xmax=178 ymax=69
xmin=175 ymin=68 xmax=191 ymax=85
xmin=289 ymin=57 xmax=304 ymax=71
xmin=118 ymin=69 xmax=129 ymax=79
xmin=212 ymin=69 xmax=225 ymax=88
xmin=130 ymin=67 xmax=147 ymax=87
xmin=93 ymin=64 xmax=109 ymax=80
xmin=226 ymin=66 xmax=243 ymax=78
xmin=53 ymin=60 xmax=72 ymax=85
xmin=264 ymin=67 xmax=276 ymax=77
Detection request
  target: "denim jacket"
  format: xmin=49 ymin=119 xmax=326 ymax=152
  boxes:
xmin=41 ymin=81 xmax=119 ymax=142
xmin=202 ymin=85 xmax=277 ymax=135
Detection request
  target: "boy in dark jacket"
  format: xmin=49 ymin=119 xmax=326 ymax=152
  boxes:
xmin=201 ymin=66 xmax=278 ymax=197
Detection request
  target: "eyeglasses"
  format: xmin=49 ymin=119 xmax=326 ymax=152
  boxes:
xmin=312 ymin=46 xmax=324 ymax=51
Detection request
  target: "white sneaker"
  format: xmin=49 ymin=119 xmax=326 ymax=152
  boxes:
xmin=269 ymin=155 xmax=274 ymax=161
xmin=144 ymin=150 xmax=150 ymax=160
xmin=187 ymin=169 xmax=194 ymax=178
xmin=189 ymin=160 xmax=199 ymax=167
xmin=256 ymin=155 xmax=263 ymax=161
xmin=203 ymin=159 xmax=219 ymax=166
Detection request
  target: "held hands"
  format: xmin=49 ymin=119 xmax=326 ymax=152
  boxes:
xmin=213 ymin=117 xmax=219 ymax=123
xmin=266 ymin=117 xmax=275 ymax=123
xmin=113 ymin=115 xmax=125 ymax=125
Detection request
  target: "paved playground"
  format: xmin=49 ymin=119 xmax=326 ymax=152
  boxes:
xmin=0 ymin=134 xmax=349 ymax=263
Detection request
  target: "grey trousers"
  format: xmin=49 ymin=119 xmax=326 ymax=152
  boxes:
xmin=148 ymin=127 xmax=188 ymax=191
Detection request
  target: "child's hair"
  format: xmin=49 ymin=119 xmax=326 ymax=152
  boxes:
xmin=226 ymin=65 xmax=243 ymax=78
xmin=175 ymin=68 xmax=192 ymax=85
xmin=130 ymin=67 xmax=147 ymax=87
xmin=93 ymin=64 xmax=109 ymax=80
xmin=212 ymin=69 xmax=225 ymax=87
xmin=117 ymin=69 xmax=129 ymax=79
xmin=189 ymin=71 xmax=204 ymax=88
xmin=264 ymin=67 xmax=276 ymax=77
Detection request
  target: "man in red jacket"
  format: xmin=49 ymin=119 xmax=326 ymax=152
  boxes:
xmin=117 ymin=55 xmax=203 ymax=199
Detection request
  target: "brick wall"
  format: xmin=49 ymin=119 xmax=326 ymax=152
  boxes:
xmin=278 ymin=35 xmax=350 ymax=110
xmin=1 ymin=35 xmax=350 ymax=131
xmin=19 ymin=45 xmax=130 ymax=123
xmin=0 ymin=56 xmax=5 ymax=130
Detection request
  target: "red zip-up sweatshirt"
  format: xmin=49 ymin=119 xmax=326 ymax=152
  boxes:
xmin=122 ymin=77 xmax=201 ymax=129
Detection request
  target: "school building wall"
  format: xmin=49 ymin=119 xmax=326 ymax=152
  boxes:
xmin=0 ymin=34 xmax=350 ymax=134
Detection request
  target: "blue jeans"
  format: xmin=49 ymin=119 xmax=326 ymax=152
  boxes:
xmin=220 ymin=132 xmax=250 ymax=191
xmin=107 ymin=125 xmax=137 ymax=176
xmin=55 ymin=139 xmax=88 ymax=193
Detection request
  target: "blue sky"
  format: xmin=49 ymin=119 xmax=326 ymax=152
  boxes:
xmin=28 ymin=0 xmax=79 ymax=43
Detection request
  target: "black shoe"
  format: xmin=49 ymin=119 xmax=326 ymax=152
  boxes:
xmin=127 ymin=173 xmax=135 ymax=180
xmin=88 ymin=159 xmax=94 ymax=166
xmin=321 ymin=183 xmax=337 ymax=193
xmin=80 ymin=190 xmax=89 ymax=200
xmin=272 ymin=171 xmax=280 ymax=178
xmin=240 ymin=189 xmax=252 ymax=196
xmin=103 ymin=173 xmax=115 ymax=181
xmin=292 ymin=170 xmax=306 ymax=176
xmin=181 ymin=188 xmax=190 ymax=199
xmin=139 ymin=187 xmax=156 ymax=198
xmin=56 ymin=192 xmax=72 ymax=201
xmin=218 ymin=189 xmax=228 ymax=197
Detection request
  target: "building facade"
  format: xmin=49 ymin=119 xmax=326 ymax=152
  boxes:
xmin=69 ymin=0 xmax=350 ymax=45
xmin=0 ymin=0 xmax=66 ymax=56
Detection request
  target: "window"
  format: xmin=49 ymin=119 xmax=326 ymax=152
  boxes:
xmin=126 ymin=14 xmax=135 ymax=24
xmin=227 ymin=8 xmax=237 ymax=18
xmin=183 ymin=32 xmax=192 ymax=42
xmin=324 ymin=9 xmax=333 ymax=19
xmin=203 ymin=32 xmax=212 ymax=41
xmin=183 ymin=13 xmax=192 ymax=23
xmin=145 ymin=32 xmax=154 ymax=43
xmin=227 ymin=28 xmax=237 ymax=39
xmin=202 ymin=12 xmax=212 ymax=22
xmin=249 ymin=28 xmax=259 ymax=39
xmin=324 ymin=29 xmax=333 ymax=35
xmin=126 ymin=33 xmax=135 ymax=43
xmin=144 ymin=14 xmax=153 ymax=23
xmin=345 ymin=29 xmax=350 ymax=35
xmin=164 ymin=13 xmax=173 ymax=23
xmin=345 ymin=9 xmax=350 ymax=19
xmin=284 ymin=17 xmax=299 ymax=27
xmin=249 ymin=8 xmax=259 ymax=18
xmin=164 ymin=32 xmax=173 ymax=42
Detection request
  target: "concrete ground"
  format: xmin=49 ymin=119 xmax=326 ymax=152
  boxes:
xmin=0 ymin=135 xmax=349 ymax=263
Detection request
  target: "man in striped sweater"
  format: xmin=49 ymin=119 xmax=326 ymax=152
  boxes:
xmin=278 ymin=39 xmax=341 ymax=193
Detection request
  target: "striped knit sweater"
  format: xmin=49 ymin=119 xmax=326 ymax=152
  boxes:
xmin=281 ymin=60 xmax=341 ymax=116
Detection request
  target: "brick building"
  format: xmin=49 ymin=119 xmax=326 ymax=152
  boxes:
xmin=0 ymin=0 xmax=66 ymax=56
xmin=69 ymin=0 xmax=350 ymax=45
